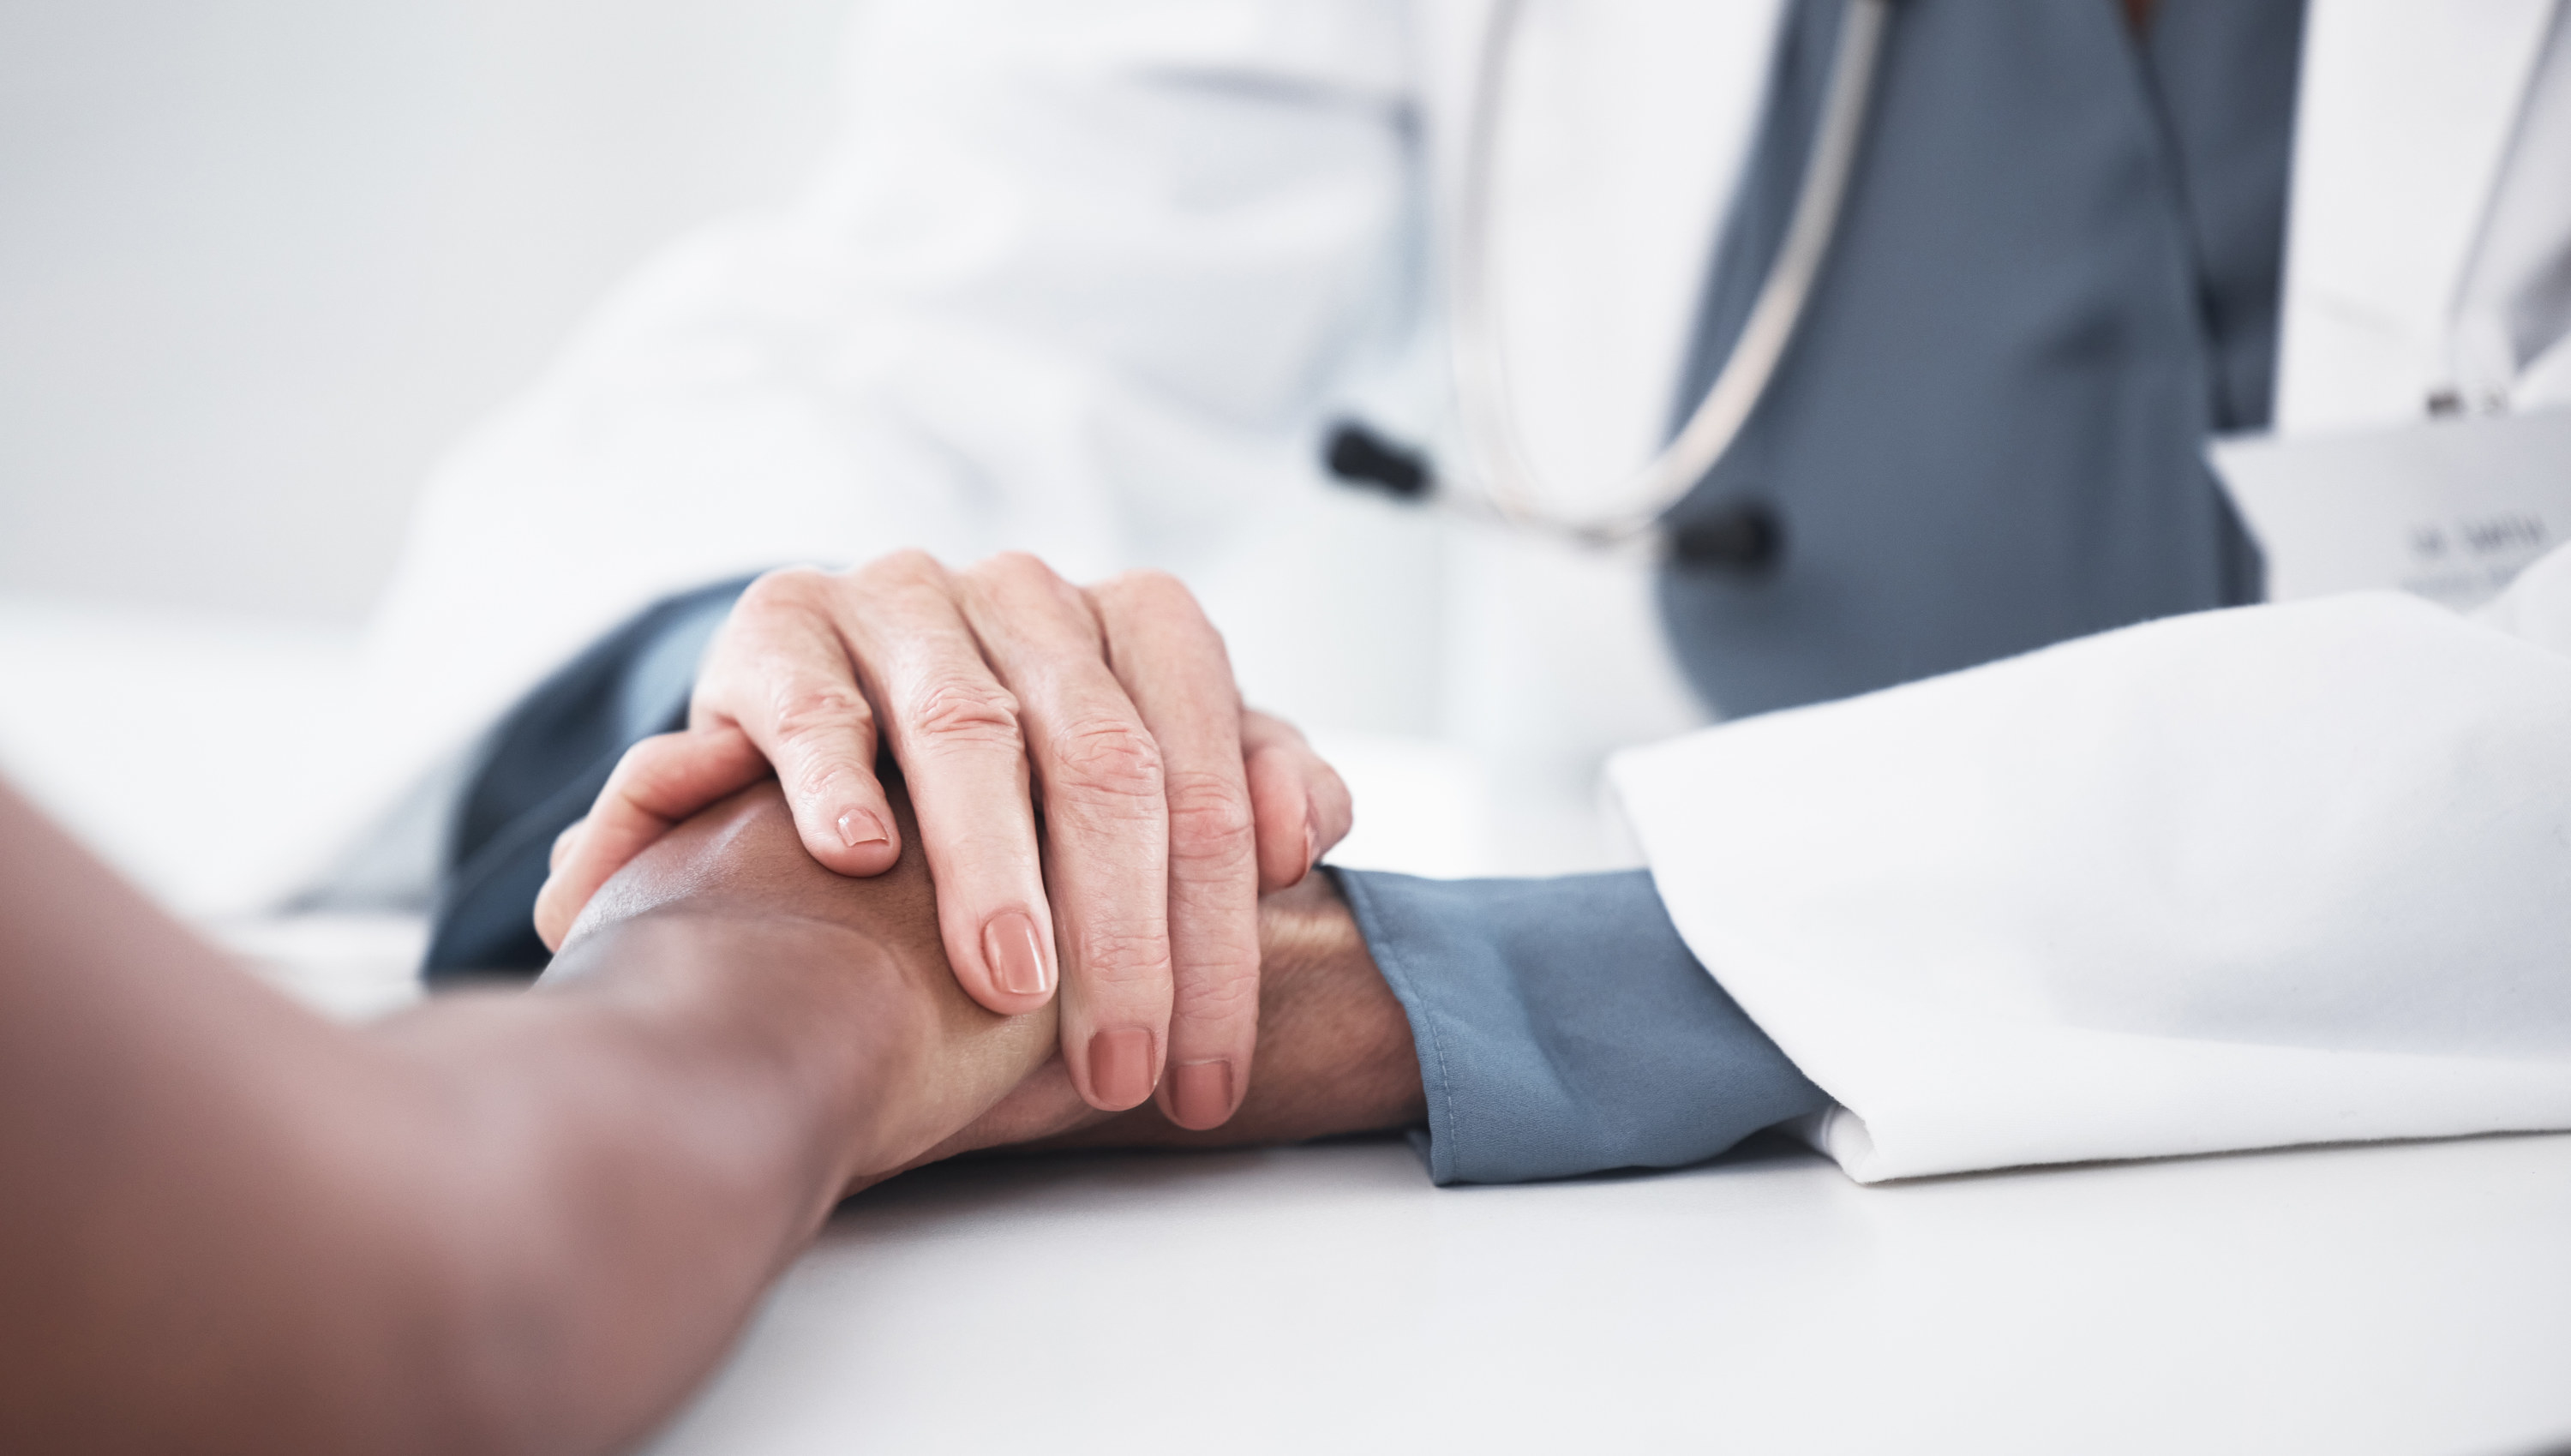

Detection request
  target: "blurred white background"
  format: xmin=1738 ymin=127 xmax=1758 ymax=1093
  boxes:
xmin=0 ymin=0 xmax=852 ymax=623
xmin=0 ymin=0 xmax=856 ymax=989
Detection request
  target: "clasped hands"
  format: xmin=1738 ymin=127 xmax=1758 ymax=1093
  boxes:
xmin=534 ymin=550 xmax=1374 ymax=1148
xmin=0 ymin=551 xmax=1406 ymax=1453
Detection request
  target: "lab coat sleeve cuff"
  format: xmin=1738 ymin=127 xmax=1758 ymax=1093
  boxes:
xmin=1331 ymin=867 xmax=1826 ymax=1186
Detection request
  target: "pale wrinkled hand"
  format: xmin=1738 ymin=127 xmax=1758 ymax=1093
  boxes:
xmin=533 ymin=551 xmax=1352 ymax=1129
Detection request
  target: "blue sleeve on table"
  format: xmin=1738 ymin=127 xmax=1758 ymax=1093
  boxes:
xmin=1333 ymin=867 xmax=1825 ymax=1186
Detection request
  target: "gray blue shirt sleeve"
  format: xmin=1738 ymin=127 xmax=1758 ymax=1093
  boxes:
xmin=1334 ymin=866 xmax=1825 ymax=1185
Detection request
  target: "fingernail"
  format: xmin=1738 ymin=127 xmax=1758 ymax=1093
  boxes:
xmin=1088 ymin=1028 xmax=1158 ymax=1108
xmin=1170 ymin=1059 xmax=1235 ymax=1129
xmin=982 ymin=911 xmax=1051 ymax=998
xmin=837 ymin=807 xmax=890 ymax=848
xmin=1303 ymin=809 xmax=1321 ymax=870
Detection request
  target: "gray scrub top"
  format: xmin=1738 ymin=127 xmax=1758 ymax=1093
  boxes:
xmin=1660 ymin=0 xmax=2303 ymax=716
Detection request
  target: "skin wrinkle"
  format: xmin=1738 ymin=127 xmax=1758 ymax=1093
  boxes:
xmin=896 ymin=675 xmax=1032 ymax=758
xmin=1162 ymin=768 xmax=1260 ymax=866
xmin=1059 ymin=925 xmax=1177 ymax=989
xmin=1165 ymin=950 xmax=1263 ymax=1023
xmin=1040 ymin=715 xmax=1171 ymax=822
xmin=1076 ymin=566 xmax=1265 ymax=1126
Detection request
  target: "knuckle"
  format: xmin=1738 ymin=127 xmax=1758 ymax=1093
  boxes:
xmin=903 ymin=676 xmax=1024 ymax=754
xmin=617 ymin=737 xmax=692 ymax=796
xmin=1105 ymin=566 xmax=1192 ymax=607
xmin=614 ymin=734 xmax=726 ymax=820
xmin=857 ymin=547 xmax=948 ymax=594
xmin=968 ymin=551 xmax=1086 ymax=618
xmin=1050 ymin=716 xmax=1165 ymax=805
xmin=1070 ymin=925 xmax=1174 ymax=991
xmin=1100 ymin=568 xmax=1211 ymax=626
xmin=1163 ymin=770 xmax=1256 ymax=866
xmin=736 ymin=565 xmax=830 ymax=616
xmin=974 ymin=549 xmax=1058 ymax=586
xmin=766 ymin=684 xmax=873 ymax=746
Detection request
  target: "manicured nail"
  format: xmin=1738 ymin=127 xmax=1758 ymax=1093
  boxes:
xmin=1088 ymin=1028 xmax=1158 ymax=1108
xmin=1169 ymin=1059 xmax=1236 ymax=1129
xmin=837 ymin=807 xmax=890 ymax=848
xmin=982 ymin=911 xmax=1051 ymax=998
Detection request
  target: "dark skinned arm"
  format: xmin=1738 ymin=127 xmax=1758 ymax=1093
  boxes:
xmin=0 ymin=775 xmax=1418 ymax=1455
xmin=0 ymin=776 xmax=1049 ymax=1456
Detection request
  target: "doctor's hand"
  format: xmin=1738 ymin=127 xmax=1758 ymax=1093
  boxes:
xmin=531 ymin=551 xmax=1353 ymax=1129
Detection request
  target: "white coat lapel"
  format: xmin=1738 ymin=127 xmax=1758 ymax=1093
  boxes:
xmin=2274 ymin=0 xmax=2559 ymax=433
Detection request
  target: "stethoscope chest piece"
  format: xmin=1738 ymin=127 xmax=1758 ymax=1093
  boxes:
xmin=1668 ymin=500 xmax=1785 ymax=572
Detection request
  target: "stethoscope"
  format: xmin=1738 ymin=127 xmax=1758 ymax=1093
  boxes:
xmin=1324 ymin=0 xmax=1895 ymax=566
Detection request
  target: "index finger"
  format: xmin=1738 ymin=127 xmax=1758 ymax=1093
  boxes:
xmin=838 ymin=552 xmax=1063 ymax=1019
xmin=691 ymin=567 xmax=903 ymax=879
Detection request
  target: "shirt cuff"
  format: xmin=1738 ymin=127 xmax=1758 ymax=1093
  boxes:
xmin=1333 ymin=866 xmax=1824 ymax=1185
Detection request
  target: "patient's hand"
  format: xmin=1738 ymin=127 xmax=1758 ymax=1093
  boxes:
xmin=565 ymin=778 xmax=1423 ymax=1181
xmin=560 ymin=778 xmax=1062 ymax=1188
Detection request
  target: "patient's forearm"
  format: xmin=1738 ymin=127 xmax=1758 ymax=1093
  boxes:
xmin=359 ymin=916 xmax=1028 ymax=1453
xmin=0 ymin=782 xmax=1051 ymax=1456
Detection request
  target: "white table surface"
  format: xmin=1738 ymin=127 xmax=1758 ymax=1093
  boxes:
xmin=646 ymin=1130 xmax=2571 ymax=1456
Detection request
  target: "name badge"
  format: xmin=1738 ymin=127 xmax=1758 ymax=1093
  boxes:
xmin=2208 ymin=406 xmax=2571 ymax=611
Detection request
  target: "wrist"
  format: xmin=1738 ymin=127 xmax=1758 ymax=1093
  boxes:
xmin=541 ymin=910 xmax=922 ymax=1194
xmin=1024 ymin=869 xmax=1422 ymax=1153
xmin=546 ymin=782 xmax=1064 ymax=1193
xmin=1237 ymin=868 xmax=1425 ymax=1141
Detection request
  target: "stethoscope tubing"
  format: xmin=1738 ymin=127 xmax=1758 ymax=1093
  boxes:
xmin=1444 ymin=0 xmax=1894 ymax=548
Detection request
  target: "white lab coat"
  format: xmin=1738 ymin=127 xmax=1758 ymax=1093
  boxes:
xmin=1620 ymin=0 xmax=2571 ymax=1180
xmin=2280 ymin=0 xmax=2571 ymax=430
